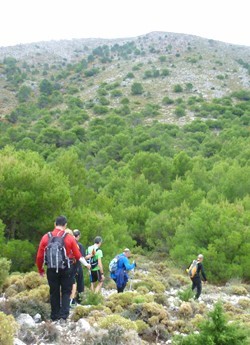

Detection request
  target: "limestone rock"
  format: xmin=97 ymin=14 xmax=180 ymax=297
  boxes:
xmin=16 ymin=313 xmax=36 ymax=328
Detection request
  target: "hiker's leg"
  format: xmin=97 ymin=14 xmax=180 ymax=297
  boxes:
xmin=191 ymin=279 xmax=196 ymax=291
xmin=195 ymin=279 xmax=202 ymax=299
xmin=95 ymin=281 xmax=103 ymax=293
xmin=90 ymin=271 xmax=97 ymax=292
xmin=70 ymin=283 xmax=77 ymax=303
xmin=76 ymin=266 xmax=84 ymax=294
xmin=117 ymin=284 xmax=126 ymax=293
xmin=47 ymin=268 xmax=60 ymax=321
xmin=60 ymin=267 xmax=74 ymax=319
xmin=95 ymin=270 xmax=104 ymax=293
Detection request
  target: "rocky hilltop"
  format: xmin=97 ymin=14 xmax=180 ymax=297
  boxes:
xmin=0 ymin=31 xmax=249 ymax=122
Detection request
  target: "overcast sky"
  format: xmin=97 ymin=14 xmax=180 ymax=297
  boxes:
xmin=1 ymin=0 xmax=249 ymax=47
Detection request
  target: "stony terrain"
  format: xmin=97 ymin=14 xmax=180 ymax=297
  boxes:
xmin=1 ymin=31 xmax=250 ymax=124
xmin=1 ymin=255 xmax=249 ymax=345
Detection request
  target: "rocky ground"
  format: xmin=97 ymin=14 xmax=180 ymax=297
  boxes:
xmin=1 ymin=257 xmax=248 ymax=345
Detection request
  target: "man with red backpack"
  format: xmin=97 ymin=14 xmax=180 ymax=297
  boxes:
xmin=36 ymin=216 xmax=91 ymax=322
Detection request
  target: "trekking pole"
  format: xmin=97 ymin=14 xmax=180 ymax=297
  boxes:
xmin=129 ymin=264 xmax=135 ymax=291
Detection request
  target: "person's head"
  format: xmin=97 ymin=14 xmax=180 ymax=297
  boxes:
xmin=197 ymin=254 xmax=204 ymax=262
xmin=123 ymin=248 xmax=131 ymax=258
xmin=94 ymin=236 xmax=102 ymax=247
xmin=65 ymin=228 xmax=73 ymax=236
xmin=73 ymin=229 xmax=81 ymax=240
xmin=55 ymin=215 xmax=67 ymax=229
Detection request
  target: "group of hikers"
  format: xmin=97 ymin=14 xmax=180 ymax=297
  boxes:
xmin=36 ymin=216 xmax=136 ymax=322
xmin=36 ymin=215 xmax=207 ymax=322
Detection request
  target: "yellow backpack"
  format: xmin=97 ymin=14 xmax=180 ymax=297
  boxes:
xmin=186 ymin=259 xmax=198 ymax=278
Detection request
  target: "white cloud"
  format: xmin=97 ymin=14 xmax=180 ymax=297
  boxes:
xmin=1 ymin=0 xmax=249 ymax=47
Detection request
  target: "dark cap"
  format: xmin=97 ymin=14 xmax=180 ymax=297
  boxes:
xmin=94 ymin=236 xmax=102 ymax=244
xmin=73 ymin=229 xmax=81 ymax=237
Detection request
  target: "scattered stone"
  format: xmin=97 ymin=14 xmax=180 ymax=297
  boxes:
xmin=33 ymin=313 xmax=42 ymax=323
xmin=16 ymin=313 xmax=36 ymax=328
xmin=13 ymin=339 xmax=26 ymax=345
xmin=76 ymin=318 xmax=91 ymax=332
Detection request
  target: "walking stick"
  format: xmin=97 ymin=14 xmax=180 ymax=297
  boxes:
xmin=129 ymin=267 xmax=135 ymax=291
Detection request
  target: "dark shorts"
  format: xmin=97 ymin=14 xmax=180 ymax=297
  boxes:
xmin=90 ymin=270 xmax=102 ymax=283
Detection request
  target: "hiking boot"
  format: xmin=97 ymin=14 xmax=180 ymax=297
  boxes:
xmin=58 ymin=318 xmax=67 ymax=325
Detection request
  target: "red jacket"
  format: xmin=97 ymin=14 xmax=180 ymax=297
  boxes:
xmin=36 ymin=228 xmax=82 ymax=274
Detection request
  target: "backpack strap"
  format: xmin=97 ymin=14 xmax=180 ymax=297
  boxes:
xmin=48 ymin=232 xmax=52 ymax=238
xmin=61 ymin=232 xmax=68 ymax=239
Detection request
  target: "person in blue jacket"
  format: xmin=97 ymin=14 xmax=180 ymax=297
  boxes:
xmin=111 ymin=248 xmax=136 ymax=293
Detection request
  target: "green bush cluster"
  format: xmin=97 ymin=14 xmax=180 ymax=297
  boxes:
xmin=0 ymin=312 xmax=17 ymax=345
xmin=128 ymin=302 xmax=169 ymax=326
xmin=8 ymin=296 xmax=50 ymax=320
xmin=98 ymin=314 xmax=138 ymax=331
xmin=1 ymin=51 xmax=250 ymax=285
xmin=173 ymin=303 xmax=249 ymax=345
xmin=0 ymin=258 xmax=11 ymax=290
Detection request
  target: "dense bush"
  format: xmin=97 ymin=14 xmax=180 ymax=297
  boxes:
xmin=0 ymin=258 xmax=11 ymax=290
xmin=173 ymin=303 xmax=249 ymax=345
xmin=0 ymin=311 xmax=17 ymax=345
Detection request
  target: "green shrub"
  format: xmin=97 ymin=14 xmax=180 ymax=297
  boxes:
xmin=9 ymin=296 xmax=50 ymax=320
xmin=0 ymin=311 xmax=17 ymax=345
xmin=23 ymin=271 xmax=45 ymax=289
xmin=106 ymin=292 xmax=137 ymax=311
xmin=2 ymin=240 xmax=36 ymax=272
xmin=228 ymin=285 xmax=248 ymax=296
xmin=135 ymin=319 xmax=149 ymax=334
xmin=178 ymin=287 xmax=194 ymax=301
xmin=81 ymin=289 xmax=104 ymax=306
xmin=131 ymin=82 xmax=144 ymax=95
xmin=0 ymin=258 xmax=11 ymax=290
xmin=173 ymin=302 xmax=249 ymax=345
xmin=162 ymin=96 xmax=174 ymax=105
xmin=3 ymin=273 xmax=25 ymax=293
xmin=98 ymin=314 xmax=138 ymax=331
xmin=173 ymin=84 xmax=183 ymax=93
xmin=134 ymin=277 xmax=165 ymax=293
xmin=175 ymin=106 xmax=186 ymax=117
xmin=132 ymin=294 xmax=154 ymax=304
xmin=129 ymin=302 xmax=169 ymax=326
xmin=178 ymin=302 xmax=193 ymax=318
xmin=71 ymin=305 xmax=91 ymax=321
xmin=238 ymin=298 xmax=250 ymax=309
xmin=17 ymin=284 xmax=50 ymax=302
xmin=83 ymin=325 xmax=141 ymax=345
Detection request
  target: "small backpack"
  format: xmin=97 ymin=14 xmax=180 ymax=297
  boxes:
xmin=109 ymin=255 xmax=120 ymax=273
xmin=44 ymin=232 xmax=70 ymax=272
xmin=187 ymin=259 xmax=198 ymax=278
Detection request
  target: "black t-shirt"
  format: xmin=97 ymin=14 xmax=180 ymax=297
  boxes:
xmin=194 ymin=262 xmax=207 ymax=281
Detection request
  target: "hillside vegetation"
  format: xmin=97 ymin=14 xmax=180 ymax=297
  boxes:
xmin=0 ymin=31 xmax=250 ymax=344
xmin=0 ymin=32 xmax=250 ymax=276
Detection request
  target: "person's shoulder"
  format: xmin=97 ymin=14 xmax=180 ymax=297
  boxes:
xmin=41 ymin=232 xmax=49 ymax=241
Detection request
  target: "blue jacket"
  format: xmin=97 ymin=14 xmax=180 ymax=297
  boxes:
xmin=111 ymin=253 xmax=135 ymax=288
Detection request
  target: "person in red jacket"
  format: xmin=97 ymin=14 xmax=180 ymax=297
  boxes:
xmin=36 ymin=215 xmax=91 ymax=322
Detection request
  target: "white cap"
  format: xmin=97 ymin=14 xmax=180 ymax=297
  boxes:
xmin=124 ymin=248 xmax=130 ymax=252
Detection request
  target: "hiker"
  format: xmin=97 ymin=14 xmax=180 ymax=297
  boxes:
xmin=87 ymin=236 xmax=104 ymax=293
xmin=110 ymin=248 xmax=136 ymax=293
xmin=36 ymin=216 xmax=91 ymax=321
xmin=70 ymin=229 xmax=89 ymax=306
xmin=190 ymin=254 xmax=207 ymax=299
